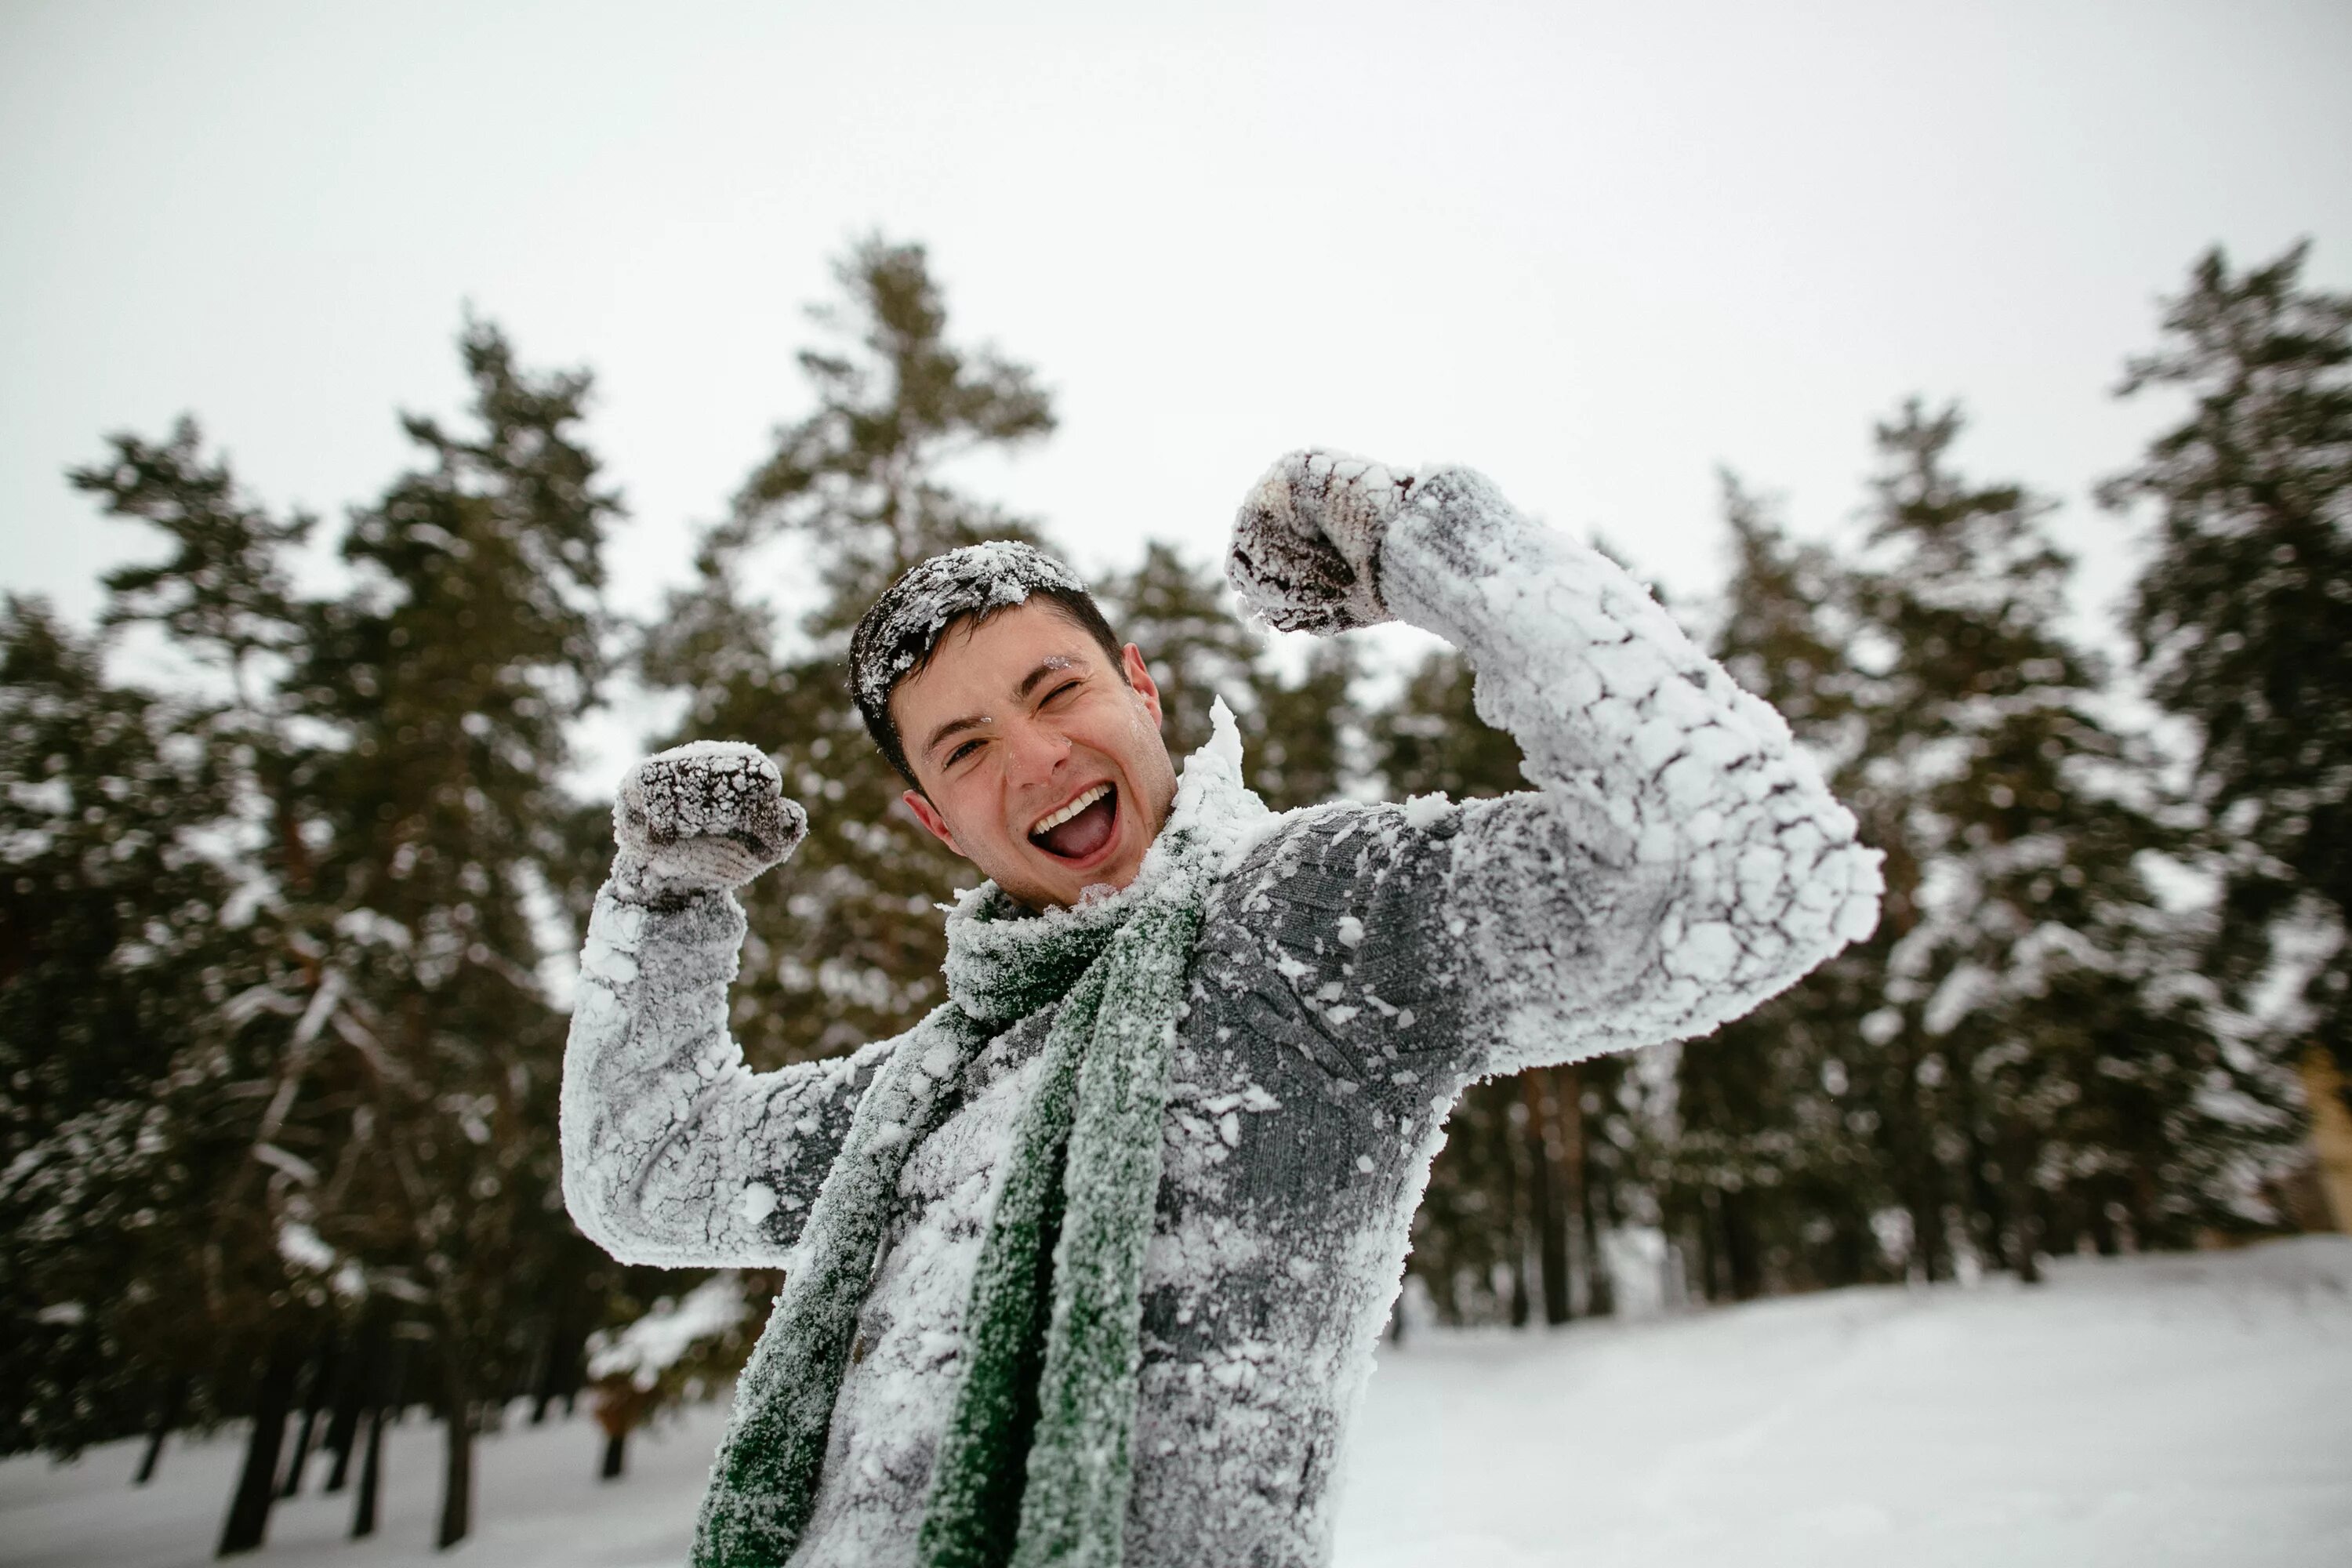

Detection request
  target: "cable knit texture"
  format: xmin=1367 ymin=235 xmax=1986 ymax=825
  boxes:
xmin=560 ymin=455 xmax=1882 ymax=1567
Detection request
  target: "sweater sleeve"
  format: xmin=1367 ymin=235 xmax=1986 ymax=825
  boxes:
xmin=1387 ymin=467 xmax=1881 ymax=1075
xmin=558 ymin=884 xmax=889 ymax=1268
xmin=1212 ymin=467 xmax=1881 ymax=1092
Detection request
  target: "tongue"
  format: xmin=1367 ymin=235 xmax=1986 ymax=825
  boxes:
xmin=1036 ymin=793 xmax=1116 ymax=861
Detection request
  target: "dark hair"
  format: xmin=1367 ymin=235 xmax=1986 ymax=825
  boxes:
xmin=849 ymin=543 xmax=1126 ymax=789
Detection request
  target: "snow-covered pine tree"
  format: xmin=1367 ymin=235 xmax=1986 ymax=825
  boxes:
xmin=0 ymin=596 xmax=278 ymax=1465
xmin=643 ymin=237 xmax=1057 ymax=1069
xmin=289 ymin=320 xmax=620 ymax=1548
xmin=1659 ymin=474 xmax=1891 ymax=1298
xmin=582 ymin=1269 xmax=769 ymax=1480
xmin=5 ymin=417 xmax=371 ymax=1555
xmin=1247 ymin=641 xmax=1361 ymax=812
xmin=1847 ymin=401 xmax=2278 ymax=1275
xmin=1098 ymin=541 xmax=1263 ymax=761
xmin=2100 ymin=242 xmax=2352 ymax=1197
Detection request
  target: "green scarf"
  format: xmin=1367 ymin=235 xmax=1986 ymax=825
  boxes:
xmin=691 ymin=704 xmax=1263 ymax=1568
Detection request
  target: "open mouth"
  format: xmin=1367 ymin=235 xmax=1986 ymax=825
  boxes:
xmin=1028 ymin=781 xmax=1119 ymax=863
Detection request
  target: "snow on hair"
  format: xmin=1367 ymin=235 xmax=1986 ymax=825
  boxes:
xmin=848 ymin=540 xmax=1119 ymax=783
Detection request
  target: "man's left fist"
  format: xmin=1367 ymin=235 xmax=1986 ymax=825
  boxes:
xmin=1226 ymin=449 xmax=1414 ymax=636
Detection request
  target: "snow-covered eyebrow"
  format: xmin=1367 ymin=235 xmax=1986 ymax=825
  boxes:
xmin=921 ymin=654 xmax=1087 ymax=762
xmin=1017 ymin=654 xmax=1080 ymax=698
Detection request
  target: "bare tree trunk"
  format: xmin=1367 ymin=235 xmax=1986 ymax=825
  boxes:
xmin=1723 ymin=1188 xmax=1765 ymax=1301
xmin=350 ymin=1339 xmax=403 ymax=1540
xmin=279 ymin=1331 xmax=339 ymax=1497
xmin=601 ymin=1428 xmax=627 ymax=1480
xmin=1562 ymin=1066 xmax=1611 ymax=1316
xmin=133 ymin=1376 xmax=187 ymax=1486
xmin=1501 ymin=1091 xmax=1530 ymax=1327
xmin=217 ymin=1336 xmax=301 ymax=1556
xmin=532 ymin=1312 xmax=586 ymax=1425
xmin=436 ymin=1363 xmax=474 ymax=1551
xmin=350 ymin=1406 xmax=387 ymax=1538
xmin=1523 ymin=1070 xmax=1571 ymax=1324
xmin=321 ymin=1316 xmax=382 ymax=1494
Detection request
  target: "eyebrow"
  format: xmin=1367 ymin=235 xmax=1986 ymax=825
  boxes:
xmin=1018 ymin=654 xmax=1080 ymax=698
xmin=921 ymin=654 xmax=1088 ymax=762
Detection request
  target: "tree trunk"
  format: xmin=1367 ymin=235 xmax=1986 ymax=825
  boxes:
xmin=216 ymin=1336 xmax=301 ymax=1556
xmin=1696 ymin=1193 xmax=1724 ymax=1302
xmin=279 ymin=1331 xmax=339 ymax=1497
xmin=601 ymin=1428 xmax=627 ymax=1480
xmin=1564 ymin=1068 xmax=1611 ymax=1317
xmin=436 ymin=1364 xmax=474 ymax=1551
xmin=134 ymin=1376 xmax=187 ymax=1486
xmin=321 ymin=1316 xmax=380 ymax=1494
xmin=2089 ymin=1196 xmax=2120 ymax=1255
xmin=350 ymin=1406 xmax=386 ymax=1539
xmin=534 ymin=1312 xmax=588 ymax=1425
xmin=1501 ymin=1094 xmax=1530 ymax=1327
xmin=1524 ymin=1070 xmax=1571 ymax=1325
xmin=1723 ymin=1188 xmax=1764 ymax=1301
xmin=350 ymin=1338 xmax=402 ymax=1540
xmin=528 ymin=1324 xmax=557 ymax=1425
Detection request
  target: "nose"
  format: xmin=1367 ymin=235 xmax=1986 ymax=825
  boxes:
xmin=1002 ymin=714 xmax=1071 ymax=786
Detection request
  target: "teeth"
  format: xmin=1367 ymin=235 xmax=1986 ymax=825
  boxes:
xmin=1030 ymin=782 xmax=1110 ymax=838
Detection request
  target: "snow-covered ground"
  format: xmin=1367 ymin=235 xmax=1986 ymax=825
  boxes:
xmin=6 ymin=1239 xmax=2348 ymax=1568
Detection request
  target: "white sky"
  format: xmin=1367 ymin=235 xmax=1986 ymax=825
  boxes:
xmin=5 ymin=0 xmax=2349 ymax=681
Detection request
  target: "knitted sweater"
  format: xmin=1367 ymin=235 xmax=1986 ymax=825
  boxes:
xmin=561 ymin=471 xmax=1882 ymax=1566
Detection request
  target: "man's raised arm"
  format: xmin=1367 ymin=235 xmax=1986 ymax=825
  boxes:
xmin=1227 ymin=452 xmax=1882 ymax=1078
xmin=560 ymin=742 xmax=887 ymax=1268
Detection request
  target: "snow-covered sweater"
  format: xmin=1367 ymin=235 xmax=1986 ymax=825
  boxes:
xmin=561 ymin=465 xmax=1882 ymax=1567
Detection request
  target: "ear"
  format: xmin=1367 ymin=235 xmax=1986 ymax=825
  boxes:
xmin=902 ymin=789 xmax=965 ymax=856
xmin=1120 ymin=643 xmax=1164 ymax=727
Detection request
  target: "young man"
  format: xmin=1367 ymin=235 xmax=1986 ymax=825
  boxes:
xmin=562 ymin=452 xmax=1882 ymax=1568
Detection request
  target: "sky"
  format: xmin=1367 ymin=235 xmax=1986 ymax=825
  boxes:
xmin=4 ymin=0 xmax=2349 ymax=696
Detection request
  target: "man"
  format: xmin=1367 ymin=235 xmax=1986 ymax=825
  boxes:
xmin=561 ymin=452 xmax=1882 ymax=1568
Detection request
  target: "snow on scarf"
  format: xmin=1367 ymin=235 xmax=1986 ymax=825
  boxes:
xmin=691 ymin=702 xmax=1268 ymax=1568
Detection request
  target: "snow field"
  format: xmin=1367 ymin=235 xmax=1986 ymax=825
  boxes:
xmin=1334 ymin=1238 xmax=2352 ymax=1568
xmin=5 ymin=1238 xmax=2347 ymax=1568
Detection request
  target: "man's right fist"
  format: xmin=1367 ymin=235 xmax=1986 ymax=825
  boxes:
xmin=610 ymin=741 xmax=808 ymax=906
xmin=1227 ymin=449 xmax=1415 ymax=636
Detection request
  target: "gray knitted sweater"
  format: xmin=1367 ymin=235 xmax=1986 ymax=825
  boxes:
xmin=560 ymin=470 xmax=1882 ymax=1566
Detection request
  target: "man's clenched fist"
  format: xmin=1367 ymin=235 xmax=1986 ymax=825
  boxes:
xmin=1226 ymin=449 xmax=1415 ymax=636
xmin=611 ymin=741 xmax=808 ymax=906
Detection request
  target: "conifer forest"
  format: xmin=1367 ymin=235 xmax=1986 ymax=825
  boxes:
xmin=4 ymin=234 xmax=2348 ymax=1553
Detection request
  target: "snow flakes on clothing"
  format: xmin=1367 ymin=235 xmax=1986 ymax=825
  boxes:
xmin=561 ymin=464 xmax=1882 ymax=1568
xmin=1370 ymin=463 xmax=1885 ymax=1064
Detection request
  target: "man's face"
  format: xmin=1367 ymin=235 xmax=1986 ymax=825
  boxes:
xmin=891 ymin=601 xmax=1180 ymax=912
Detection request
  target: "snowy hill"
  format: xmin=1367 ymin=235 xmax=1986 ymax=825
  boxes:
xmin=6 ymin=1239 xmax=2348 ymax=1568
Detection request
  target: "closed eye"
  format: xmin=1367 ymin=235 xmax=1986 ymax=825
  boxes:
xmin=1040 ymin=678 xmax=1083 ymax=707
xmin=946 ymin=737 xmax=985 ymax=768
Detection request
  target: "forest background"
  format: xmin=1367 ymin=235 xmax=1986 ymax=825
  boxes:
xmin=5 ymin=3 xmax=2351 ymax=1560
xmin=5 ymin=233 xmax=2348 ymax=1556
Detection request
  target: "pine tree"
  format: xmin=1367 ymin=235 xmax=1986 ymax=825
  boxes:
xmin=1661 ymin=474 xmax=1889 ymax=1298
xmin=1097 ymin=541 xmax=1261 ymax=761
xmin=0 ymin=597 xmax=267 ymax=1458
xmin=1846 ymin=401 xmax=2278 ymax=1273
xmin=644 ymin=237 xmax=1056 ymax=1068
xmin=287 ymin=319 xmax=620 ymax=1548
xmin=2100 ymin=242 xmax=2352 ymax=1110
xmin=1243 ymin=641 xmax=1355 ymax=811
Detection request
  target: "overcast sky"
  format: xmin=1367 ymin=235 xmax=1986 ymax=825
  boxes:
xmin=5 ymin=1 xmax=2349 ymax=680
